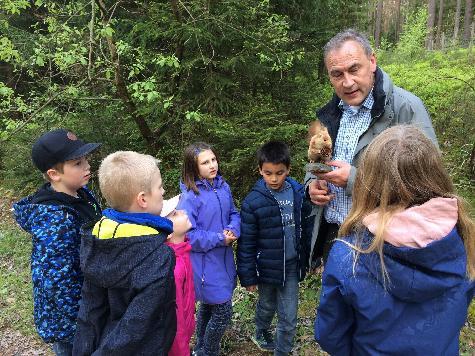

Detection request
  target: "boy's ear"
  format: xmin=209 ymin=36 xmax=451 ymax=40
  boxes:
xmin=135 ymin=191 xmax=148 ymax=209
xmin=46 ymin=168 xmax=61 ymax=182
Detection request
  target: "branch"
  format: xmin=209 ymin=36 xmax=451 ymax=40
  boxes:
xmin=95 ymin=0 xmax=158 ymax=153
xmin=88 ymin=0 xmax=95 ymax=80
xmin=441 ymin=75 xmax=475 ymax=92
xmin=0 ymin=78 xmax=89 ymax=143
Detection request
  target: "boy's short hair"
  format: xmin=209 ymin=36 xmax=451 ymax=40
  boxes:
xmin=257 ymin=141 xmax=291 ymax=168
xmin=43 ymin=162 xmax=65 ymax=182
xmin=99 ymin=151 xmax=160 ymax=211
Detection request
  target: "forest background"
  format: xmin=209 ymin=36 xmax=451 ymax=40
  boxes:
xmin=0 ymin=0 xmax=474 ymax=355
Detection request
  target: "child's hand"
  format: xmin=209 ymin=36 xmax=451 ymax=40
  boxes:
xmin=246 ymin=285 xmax=257 ymax=292
xmin=223 ymin=230 xmax=237 ymax=246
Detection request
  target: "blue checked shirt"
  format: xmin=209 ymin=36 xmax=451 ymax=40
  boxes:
xmin=324 ymin=90 xmax=374 ymax=225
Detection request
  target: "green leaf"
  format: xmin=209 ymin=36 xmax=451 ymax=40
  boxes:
xmin=35 ymin=56 xmax=45 ymax=67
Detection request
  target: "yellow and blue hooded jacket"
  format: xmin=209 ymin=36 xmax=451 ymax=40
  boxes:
xmin=73 ymin=211 xmax=176 ymax=356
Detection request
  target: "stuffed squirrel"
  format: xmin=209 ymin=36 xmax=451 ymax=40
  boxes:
xmin=307 ymin=120 xmax=332 ymax=163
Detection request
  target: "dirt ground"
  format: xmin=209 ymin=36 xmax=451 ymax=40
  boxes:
xmin=0 ymin=325 xmax=320 ymax=356
xmin=0 ymin=328 xmax=52 ymax=356
xmin=0 ymin=329 xmax=307 ymax=356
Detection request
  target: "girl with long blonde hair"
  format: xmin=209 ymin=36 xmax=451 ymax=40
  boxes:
xmin=315 ymin=125 xmax=474 ymax=355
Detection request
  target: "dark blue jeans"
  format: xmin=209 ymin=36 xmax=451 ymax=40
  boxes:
xmin=52 ymin=341 xmax=73 ymax=356
xmin=194 ymin=300 xmax=232 ymax=356
xmin=255 ymin=262 xmax=299 ymax=356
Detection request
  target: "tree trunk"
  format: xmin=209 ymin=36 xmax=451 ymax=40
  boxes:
xmin=469 ymin=21 xmax=475 ymax=50
xmin=427 ymin=0 xmax=437 ymax=50
xmin=170 ymin=0 xmax=184 ymax=90
xmin=374 ymin=0 xmax=383 ymax=48
xmin=395 ymin=0 xmax=402 ymax=42
xmin=436 ymin=0 xmax=444 ymax=48
xmin=463 ymin=0 xmax=473 ymax=46
xmin=454 ymin=0 xmax=462 ymax=44
xmin=95 ymin=0 xmax=158 ymax=153
xmin=368 ymin=0 xmax=375 ymax=39
xmin=470 ymin=141 xmax=475 ymax=179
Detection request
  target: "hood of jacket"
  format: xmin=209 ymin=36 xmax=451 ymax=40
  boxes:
xmin=179 ymin=174 xmax=225 ymax=193
xmin=363 ymin=197 xmax=459 ymax=248
xmin=31 ymin=183 xmax=84 ymax=205
xmin=250 ymin=177 xmax=304 ymax=200
xmin=355 ymin=198 xmax=466 ymax=303
xmin=80 ymin=219 xmax=172 ymax=289
xmin=167 ymin=239 xmax=192 ymax=257
xmin=13 ymin=184 xmax=99 ymax=233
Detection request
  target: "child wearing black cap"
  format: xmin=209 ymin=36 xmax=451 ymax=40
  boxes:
xmin=13 ymin=129 xmax=102 ymax=356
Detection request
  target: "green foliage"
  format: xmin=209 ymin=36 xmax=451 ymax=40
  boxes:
xmin=381 ymin=48 xmax=475 ymax=207
xmin=0 ymin=224 xmax=35 ymax=335
xmin=0 ymin=0 xmax=30 ymax=15
xmin=380 ymin=7 xmax=428 ymax=61
xmin=0 ymin=37 xmax=21 ymax=62
xmin=0 ymin=0 xmax=335 ymax=201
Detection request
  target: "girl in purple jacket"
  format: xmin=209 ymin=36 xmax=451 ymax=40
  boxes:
xmin=179 ymin=142 xmax=241 ymax=356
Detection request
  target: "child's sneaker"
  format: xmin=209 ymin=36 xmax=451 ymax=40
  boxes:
xmin=251 ymin=329 xmax=275 ymax=352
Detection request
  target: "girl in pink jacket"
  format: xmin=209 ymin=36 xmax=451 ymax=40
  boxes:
xmin=163 ymin=196 xmax=196 ymax=356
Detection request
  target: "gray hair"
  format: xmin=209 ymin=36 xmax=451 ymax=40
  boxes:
xmin=323 ymin=29 xmax=373 ymax=60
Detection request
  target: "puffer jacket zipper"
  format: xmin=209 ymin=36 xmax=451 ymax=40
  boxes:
xmin=268 ymin=190 xmax=287 ymax=287
xmin=296 ymin=193 xmax=303 ymax=281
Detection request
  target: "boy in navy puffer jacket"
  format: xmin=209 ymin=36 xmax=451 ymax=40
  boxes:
xmin=237 ymin=141 xmax=313 ymax=356
xmin=13 ymin=129 xmax=101 ymax=355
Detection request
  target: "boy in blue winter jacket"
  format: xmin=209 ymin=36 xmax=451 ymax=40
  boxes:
xmin=236 ymin=141 xmax=313 ymax=356
xmin=13 ymin=129 xmax=101 ymax=355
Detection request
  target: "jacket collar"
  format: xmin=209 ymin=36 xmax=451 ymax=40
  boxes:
xmin=102 ymin=208 xmax=173 ymax=234
xmin=195 ymin=174 xmax=225 ymax=190
xmin=362 ymin=197 xmax=458 ymax=248
xmin=253 ymin=177 xmax=303 ymax=197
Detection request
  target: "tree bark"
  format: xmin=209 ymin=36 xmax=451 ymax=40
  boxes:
xmin=436 ymin=0 xmax=444 ymax=48
xmin=454 ymin=0 xmax=462 ymax=44
xmin=368 ymin=0 xmax=375 ymax=39
xmin=463 ymin=0 xmax=473 ymax=46
xmin=470 ymin=141 xmax=475 ymax=179
xmin=395 ymin=0 xmax=402 ymax=42
xmin=427 ymin=0 xmax=437 ymax=50
xmin=374 ymin=0 xmax=383 ymax=48
xmin=94 ymin=0 xmax=158 ymax=152
xmin=170 ymin=0 xmax=184 ymax=90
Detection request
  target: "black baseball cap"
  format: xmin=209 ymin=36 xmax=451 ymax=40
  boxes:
xmin=31 ymin=129 xmax=101 ymax=172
